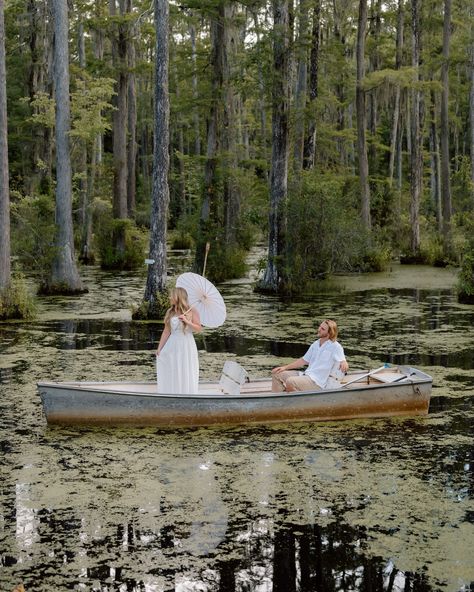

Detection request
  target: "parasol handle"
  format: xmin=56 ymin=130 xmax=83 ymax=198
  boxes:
xmin=182 ymin=300 xmax=201 ymax=316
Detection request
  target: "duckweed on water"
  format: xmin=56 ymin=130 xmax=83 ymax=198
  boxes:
xmin=0 ymin=258 xmax=473 ymax=591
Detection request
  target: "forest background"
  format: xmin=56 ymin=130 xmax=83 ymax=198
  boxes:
xmin=0 ymin=0 xmax=474 ymax=320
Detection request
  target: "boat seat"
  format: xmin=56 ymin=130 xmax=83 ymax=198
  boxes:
xmin=220 ymin=361 xmax=249 ymax=395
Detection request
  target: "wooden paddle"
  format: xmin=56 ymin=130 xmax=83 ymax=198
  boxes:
xmin=341 ymin=365 xmax=387 ymax=387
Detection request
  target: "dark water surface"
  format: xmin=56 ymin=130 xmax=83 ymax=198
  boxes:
xmin=1 ymin=259 xmax=473 ymax=592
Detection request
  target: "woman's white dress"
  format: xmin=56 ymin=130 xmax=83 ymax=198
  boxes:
xmin=156 ymin=316 xmax=199 ymax=394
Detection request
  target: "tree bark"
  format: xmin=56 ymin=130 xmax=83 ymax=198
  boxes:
xmin=409 ymin=0 xmax=423 ymax=256
xmin=429 ymin=87 xmax=442 ymax=231
xmin=170 ymin=39 xmax=186 ymax=220
xmin=222 ymin=3 xmax=240 ymax=246
xmin=127 ymin=0 xmax=137 ymax=218
xmin=258 ymin=0 xmax=291 ymax=293
xmin=143 ymin=0 xmax=169 ymax=312
xmin=388 ymin=0 xmax=404 ymax=185
xmin=76 ymin=12 xmax=90 ymax=263
xmin=303 ymin=0 xmax=320 ymax=170
xmin=470 ymin=37 xmax=474 ymax=205
xmin=252 ymin=9 xmax=269 ymax=170
xmin=333 ymin=2 xmax=348 ymax=167
xmin=27 ymin=0 xmax=53 ymax=194
xmin=48 ymin=0 xmax=83 ymax=293
xmin=440 ymin=0 xmax=452 ymax=256
xmin=293 ymin=0 xmax=309 ymax=172
xmin=110 ymin=0 xmax=129 ymax=256
xmin=0 ymin=0 xmax=10 ymax=292
xmin=356 ymin=0 xmax=371 ymax=229
xmin=195 ymin=3 xmax=226 ymax=273
xmin=189 ymin=18 xmax=201 ymax=156
xmin=368 ymin=0 xmax=382 ymax=168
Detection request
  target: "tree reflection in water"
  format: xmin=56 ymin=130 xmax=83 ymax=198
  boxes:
xmin=71 ymin=515 xmax=435 ymax=591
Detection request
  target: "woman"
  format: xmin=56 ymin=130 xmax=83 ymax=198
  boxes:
xmin=156 ymin=287 xmax=202 ymax=394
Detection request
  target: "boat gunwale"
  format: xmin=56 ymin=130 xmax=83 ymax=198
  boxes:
xmin=37 ymin=367 xmax=432 ymax=401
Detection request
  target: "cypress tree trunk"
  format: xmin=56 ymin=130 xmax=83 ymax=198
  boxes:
xmin=76 ymin=14 xmax=91 ymax=264
xmin=333 ymin=4 xmax=347 ymax=167
xmin=368 ymin=0 xmax=382 ymax=169
xmin=440 ymin=0 xmax=452 ymax=257
xmin=303 ymin=0 xmax=320 ymax=170
xmin=293 ymin=0 xmax=309 ymax=172
xmin=189 ymin=18 xmax=201 ymax=156
xmin=27 ymin=0 xmax=52 ymax=194
xmin=222 ymin=3 xmax=240 ymax=246
xmin=470 ymin=39 xmax=474 ymax=205
xmin=388 ymin=0 xmax=403 ymax=185
xmin=127 ymin=0 xmax=137 ymax=218
xmin=195 ymin=3 xmax=225 ymax=274
xmin=47 ymin=0 xmax=84 ymax=293
xmin=257 ymin=0 xmax=291 ymax=293
xmin=252 ymin=9 xmax=269 ymax=169
xmin=356 ymin=0 xmax=371 ymax=229
xmin=170 ymin=44 xmax=186 ymax=221
xmin=409 ymin=0 xmax=423 ymax=257
xmin=110 ymin=0 xmax=129 ymax=258
xmin=429 ymin=87 xmax=442 ymax=231
xmin=142 ymin=0 xmax=169 ymax=315
xmin=0 ymin=0 xmax=10 ymax=293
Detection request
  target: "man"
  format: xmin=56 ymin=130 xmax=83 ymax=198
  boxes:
xmin=271 ymin=319 xmax=348 ymax=392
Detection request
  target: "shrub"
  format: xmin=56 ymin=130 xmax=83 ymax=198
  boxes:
xmin=205 ymin=245 xmax=247 ymax=283
xmin=457 ymin=252 xmax=474 ymax=304
xmin=132 ymin=289 xmax=170 ymax=320
xmin=169 ymin=229 xmax=194 ymax=250
xmin=284 ymin=172 xmax=392 ymax=289
xmin=0 ymin=274 xmax=36 ymax=320
xmin=10 ymin=193 xmax=56 ymax=274
xmin=95 ymin=217 xmax=148 ymax=270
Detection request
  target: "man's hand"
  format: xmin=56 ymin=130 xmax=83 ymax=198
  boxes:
xmin=339 ymin=360 xmax=349 ymax=373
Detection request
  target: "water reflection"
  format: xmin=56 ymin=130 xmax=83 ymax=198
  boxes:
xmin=2 ymin=419 xmax=472 ymax=591
xmin=15 ymin=316 xmax=474 ymax=374
xmin=1 ymin=263 xmax=473 ymax=591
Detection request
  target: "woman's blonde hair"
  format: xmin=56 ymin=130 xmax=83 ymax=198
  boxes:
xmin=323 ymin=319 xmax=338 ymax=341
xmin=164 ymin=287 xmax=190 ymax=328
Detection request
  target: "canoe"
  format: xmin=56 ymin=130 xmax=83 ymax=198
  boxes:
xmin=37 ymin=365 xmax=432 ymax=427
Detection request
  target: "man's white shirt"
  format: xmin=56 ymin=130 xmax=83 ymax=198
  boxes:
xmin=302 ymin=339 xmax=346 ymax=388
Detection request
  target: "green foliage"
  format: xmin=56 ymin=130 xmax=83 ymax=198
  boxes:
xmin=451 ymin=156 xmax=474 ymax=214
xmin=95 ymin=216 xmax=148 ymax=270
xmin=457 ymin=252 xmax=474 ymax=304
xmin=233 ymin=165 xmax=269 ymax=248
xmin=25 ymin=73 xmax=115 ymax=149
xmin=456 ymin=214 xmax=474 ymax=303
xmin=357 ymin=244 xmax=393 ymax=272
xmin=21 ymin=91 xmax=55 ymax=128
xmin=169 ymin=229 xmax=194 ymax=250
xmin=283 ymin=172 xmax=393 ymax=294
xmin=132 ymin=289 xmax=170 ymax=321
xmin=10 ymin=192 xmax=57 ymax=273
xmin=419 ymin=233 xmax=445 ymax=266
xmin=205 ymin=245 xmax=247 ymax=283
xmin=0 ymin=274 xmax=36 ymax=320
xmin=69 ymin=69 xmax=115 ymax=146
xmin=362 ymin=66 xmax=419 ymax=91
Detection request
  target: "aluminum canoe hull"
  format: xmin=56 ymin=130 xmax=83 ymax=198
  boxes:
xmin=37 ymin=366 xmax=432 ymax=427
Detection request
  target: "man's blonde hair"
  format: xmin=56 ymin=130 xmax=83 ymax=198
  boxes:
xmin=323 ymin=319 xmax=338 ymax=341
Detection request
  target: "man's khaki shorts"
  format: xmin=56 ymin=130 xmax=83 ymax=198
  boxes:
xmin=272 ymin=370 xmax=321 ymax=392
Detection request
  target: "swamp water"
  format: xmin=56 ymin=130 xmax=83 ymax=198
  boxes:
xmin=0 ymin=257 xmax=473 ymax=592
